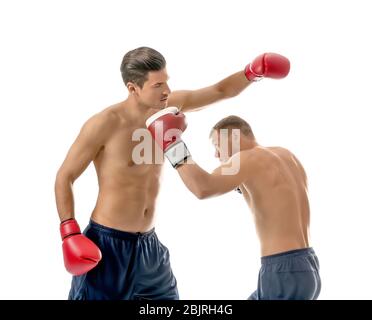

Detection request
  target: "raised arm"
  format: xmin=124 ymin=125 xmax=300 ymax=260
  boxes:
xmin=168 ymin=53 xmax=290 ymax=112
xmin=168 ymin=71 xmax=250 ymax=112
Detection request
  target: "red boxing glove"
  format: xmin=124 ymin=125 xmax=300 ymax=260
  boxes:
xmin=60 ymin=218 xmax=102 ymax=276
xmin=146 ymin=107 xmax=191 ymax=168
xmin=244 ymin=53 xmax=290 ymax=81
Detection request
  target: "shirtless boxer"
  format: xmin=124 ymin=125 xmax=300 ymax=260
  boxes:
xmin=55 ymin=47 xmax=290 ymax=300
xmin=146 ymin=112 xmax=321 ymax=300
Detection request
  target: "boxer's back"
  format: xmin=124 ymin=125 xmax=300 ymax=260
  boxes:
xmin=240 ymin=146 xmax=310 ymax=256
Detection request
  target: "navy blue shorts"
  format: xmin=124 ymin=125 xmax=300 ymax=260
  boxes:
xmin=68 ymin=220 xmax=179 ymax=300
xmin=248 ymin=248 xmax=321 ymax=300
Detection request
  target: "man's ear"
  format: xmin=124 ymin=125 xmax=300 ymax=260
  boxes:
xmin=127 ymin=82 xmax=138 ymax=95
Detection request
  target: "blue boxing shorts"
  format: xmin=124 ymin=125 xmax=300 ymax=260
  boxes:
xmin=68 ymin=219 xmax=179 ymax=300
xmin=248 ymin=247 xmax=321 ymax=300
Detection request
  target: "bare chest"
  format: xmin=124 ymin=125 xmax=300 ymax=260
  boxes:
xmin=96 ymin=127 xmax=164 ymax=178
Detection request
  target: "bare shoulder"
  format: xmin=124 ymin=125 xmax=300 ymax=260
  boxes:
xmin=267 ymin=146 xmax=308 ymax=182
xmin=264 ymin=146 xmax=296 ymax=162
xmin=237 ymin=147 xmax=287 ymax=173
xmin=269 ymin=146 xmax=304 ymax=167
xmin=267 ymin=146 xmax=291 ymax=155
xmin=241 ymin=146 xmax=278 ymax=162
xmin=87 ymin=105 xmax=121 ymax=128
xmin=79 ymin=105 xmax=122 ymax=143
xmin=233 ymin=148 xmax=267 ymax=170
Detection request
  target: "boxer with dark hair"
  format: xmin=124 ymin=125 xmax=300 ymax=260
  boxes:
xmin=55 ymin=47 xmax=290 ymax=300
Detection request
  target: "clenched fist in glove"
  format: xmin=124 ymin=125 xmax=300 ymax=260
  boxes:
xmin=60 ymin=218 xmax=102 ymax=275
xmin=146 ymin=107 xmax=191 ymax=168
xmin=244 ymin=53 xmax=290 ymax=81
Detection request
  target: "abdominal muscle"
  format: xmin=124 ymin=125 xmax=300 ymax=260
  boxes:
xmin=91 ymin=184 xmax=158 ymax=233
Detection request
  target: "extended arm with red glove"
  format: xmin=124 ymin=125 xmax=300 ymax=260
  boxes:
xmin=60 ymin=218 xmax=102 ymax=275
xmin=146 ymin=107 xmax=191 ymax=168
xmin=244 ymin=53 xmax=290 ymax=81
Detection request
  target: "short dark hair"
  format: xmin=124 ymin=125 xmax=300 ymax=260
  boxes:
xmin=120 ymin=47 xmax=166 ymax=88
xmin=210 ymin=115 xmax=255 ymax=138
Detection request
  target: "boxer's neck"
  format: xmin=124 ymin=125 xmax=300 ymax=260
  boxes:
xmin=240 ymin=138 xmax=258 ymax=151
xmin=119 ymin=97 xmax=154 ymax=126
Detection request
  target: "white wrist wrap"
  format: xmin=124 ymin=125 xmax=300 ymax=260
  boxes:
xmin=164 ymin=140 xmax=191 ymax=168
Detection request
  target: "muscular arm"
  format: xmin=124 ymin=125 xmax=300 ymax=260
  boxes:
xmin=168 ymin=71 xmax=251 ymax=112
xmin=168 ymin=52 xmax=290 ymax=112
xmin=54 ymin=113 xmax=115 ymax=222
xmin=176 ymin=152 xmax=255 ymax=199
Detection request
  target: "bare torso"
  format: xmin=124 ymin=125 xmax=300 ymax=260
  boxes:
xmin=90 ymin=103 xmax=164 ymax=232
xmin=238 ymin=146 xmax=310 ymax=256
xmin=56 ymin=68 xmax=253 ymax=232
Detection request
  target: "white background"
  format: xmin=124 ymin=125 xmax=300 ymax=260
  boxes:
xmin=0 ymin=0 xmax=371 ymax=300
